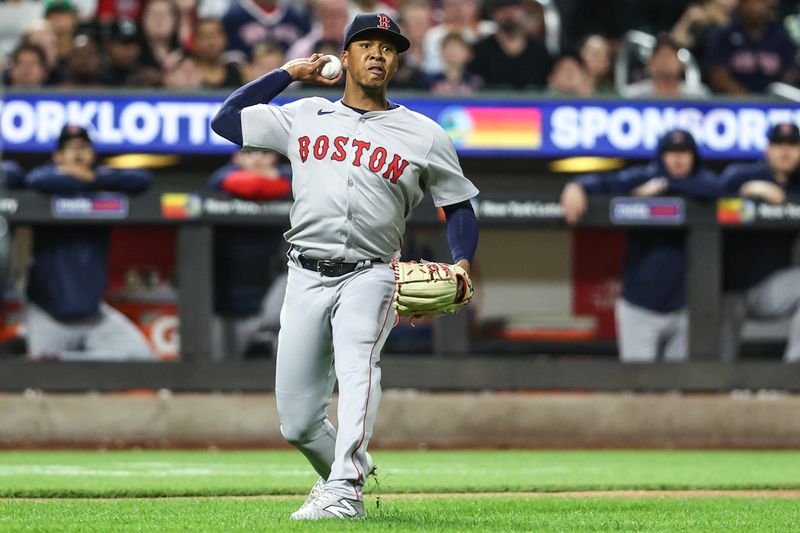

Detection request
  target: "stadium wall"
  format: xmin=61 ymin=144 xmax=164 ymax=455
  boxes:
xmin=2 ymin=391 xmax=799 ymax=449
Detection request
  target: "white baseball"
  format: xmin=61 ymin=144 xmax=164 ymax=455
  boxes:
xmin=319 ymin=55 xmax=342 ymax=79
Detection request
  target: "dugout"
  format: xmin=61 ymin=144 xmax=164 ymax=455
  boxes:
xmin=1 ymin=89 xmax=800 ymax=393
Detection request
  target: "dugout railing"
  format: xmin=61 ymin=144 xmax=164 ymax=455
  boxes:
xmin=1 ymin=190 xmax=800 ymax=392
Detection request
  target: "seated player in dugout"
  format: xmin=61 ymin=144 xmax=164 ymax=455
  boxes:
xmin=208 ymin=149 xmax=291 ymax=360
xmin=560 ymin=130 xmax=719 ymax=362
xmin=23 ymin=125 xmax=156 ymax=361
xmin=719 ymin=122 xmax=800 ymax=362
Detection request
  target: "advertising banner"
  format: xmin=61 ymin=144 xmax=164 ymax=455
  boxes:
xmin=2 ymin=92 xmax=798 ymax=159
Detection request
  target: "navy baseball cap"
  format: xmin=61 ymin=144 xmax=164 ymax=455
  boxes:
xmin=768 ymin=123 xmax=800 ymax=144
xmin=658 ymin=129 xmax=697 ymax=153
xmin=343 ymin=13 xmax=410 ymax=53
xmin=57 ymin=124 xmax=92 ymax=148
xmin=103 ymin=18 xmax=140 ymax=44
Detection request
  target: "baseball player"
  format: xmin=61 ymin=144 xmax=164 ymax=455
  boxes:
xmin=212 ymin=13 xmax=479 ymax=520
xmin=2 ymin=160 xmax=25 ymax=189
xmin=560 ymin=130 xmax=720 ymax=362
xmin=720 ymin=122 xmax=800 ymax=362
xmin=23 ymin=125 xmax=155 ymax=361
xmin=208 ymin=149 xmax=291 ymax=360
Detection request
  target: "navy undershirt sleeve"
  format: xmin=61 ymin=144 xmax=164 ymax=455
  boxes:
xmin=94 ymin=167 xmax=153 ymax=193
xmin=443 ymin=200 xmax=479 ymax=263
xmin=211 ymin=68 xmax=293 ymax=146
xmin=25 ymin=164 xmax=94 ymax=193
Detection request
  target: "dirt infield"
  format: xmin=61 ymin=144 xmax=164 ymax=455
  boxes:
xmin=6 ymin=490 xmax=800 ymax=502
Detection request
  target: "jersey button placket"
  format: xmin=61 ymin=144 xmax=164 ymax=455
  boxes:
xmin=343 ymin=117 xmax=361 ymax=260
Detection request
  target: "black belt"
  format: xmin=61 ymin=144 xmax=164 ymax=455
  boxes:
xmin=298 ymin=254 xmax=382 ymax=277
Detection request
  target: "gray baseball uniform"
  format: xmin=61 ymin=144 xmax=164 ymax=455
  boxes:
xmin=720 ymin=267 xmax=800 ymax=362
xmin=26 ymin=302 xmax=154 ymax=361
xmin=240 ymin=97 xmax=478 ymax=499
xmin=615 ymin=298 xmax=688 ymax=362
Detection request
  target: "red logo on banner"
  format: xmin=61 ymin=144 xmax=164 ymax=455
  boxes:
xmin=377 ymin=14 xmax=390 ymax=29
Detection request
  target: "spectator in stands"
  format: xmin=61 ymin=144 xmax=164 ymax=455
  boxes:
xmin=196 ymin=0 xmax=230 ymax=19
xmin=175 ymin=0 xmax=198 ymax=50
xmin=672 ymin=0 xmax=737 ymax=68
xmin=560 ymin=129 xmax=720 ymax=362
xmin=579 ymin=34 xmax=615 ymax=93
xmin=720 ymin=122 xmax=800 ymax=362
xmin=468 ymin=0 xmax=552 ymax=89
xmin=547 ymin=51 xmax=594 ymax=96
xmin=423 ymin=0 xmax=495 ymax=74
xmin=96 ymin=0 xmax=146 ymax=23
xmin=5 ymin=43 xmax=50 ymax=87
xmin=347 ymin=0 xmax=396 ymax=21
xmin=138 ymin=0 xmax=181 ymax=85
xmin=0 ymin=0 xmax=43 ymax=60
xmin=21 ymin=21 xmax=62 ymax=84
xmin=521 ymin=0 xmax=547 ymax=42
xmin=623 ymin=33 xmax=710 ymax=98
xmin=286 ymin=0 xmax=348 ymax=60
xmin=557 ymin=0 xmax=631 ymax=51
xmin=631 ymin=0 xmax=696 ymax=35
xmin=397 ymin=0 xmax=432 ymax=72
xmin=43 ymin=0 xmax=79 ymax=72
xmin=391 ymin=57 xmax=431 ymax=89
xmin=23 ymin=125 xmax=155 ymax=361
xmin=2 ymin=161 xmax=25 ymax=190
xmin=706 ymin=0 xmax=798 ymax=94
xmin=63 ymin=33 xmax=102 ymax=86
xmin=100 ymin=19 xmax=144 ymax=86
xmin=783 ymin=2 xmax=800 ymax=47
xmin=209 ymin=149 xmax=291 ymax=360
xmin=221 ymin=0 xmax=310 ymax=61
xmin=430 ymin=31 xmax=482 ymax=95
xmin=384 ymin=0 xmax=432 ymax=90
xmin=162 ymin=50 xmax=203 ymax=88
xmin=194 ymin=18 xmax=244 ymax=88
xmin=244 ymin=40 xmax=285 ymax=82
xmin=313 ymin=38 xmax=341 ymax=58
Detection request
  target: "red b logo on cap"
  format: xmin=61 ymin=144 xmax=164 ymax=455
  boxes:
xmin=377 ymin=14 xmax=390 ymax=29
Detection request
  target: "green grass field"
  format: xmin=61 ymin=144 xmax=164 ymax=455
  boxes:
xmin=1 ymin=450 xmax=799 ymax=532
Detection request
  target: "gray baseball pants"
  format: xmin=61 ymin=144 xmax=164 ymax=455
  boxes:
xmin=615 ymin=298 xmax=688 ymax=362
xmin=720 ymin=267 xmax=800 ymax=362
xmin=26 ymin=302 xmax=154 ymax=361
xmin=275 ymin=251 xmax=395 ymax=501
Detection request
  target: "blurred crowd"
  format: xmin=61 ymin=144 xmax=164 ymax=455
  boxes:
xmin=2 ymin=0 xmax=800 ymax=96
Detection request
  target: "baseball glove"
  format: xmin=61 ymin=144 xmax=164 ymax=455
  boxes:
xmin=391 ymin=260 xmax=474 ymax=317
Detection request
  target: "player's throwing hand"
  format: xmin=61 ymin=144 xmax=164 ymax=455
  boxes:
xmin=281 ymin=54 xmax=343 ymax=86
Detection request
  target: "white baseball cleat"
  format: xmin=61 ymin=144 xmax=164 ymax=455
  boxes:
xmin=289 ymin=488 xmax=365 ymax=520
xmin=297 ymin=477 xmax=326 ymax=511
